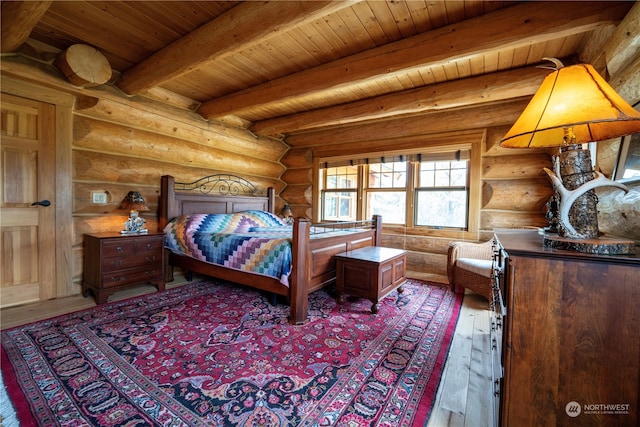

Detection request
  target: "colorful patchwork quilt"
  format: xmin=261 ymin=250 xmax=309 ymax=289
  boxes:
xmin=164 ymin=211 xmax=293 ymax=286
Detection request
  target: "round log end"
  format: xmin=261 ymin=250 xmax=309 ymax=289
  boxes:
xmin=54 ymin=44 xmax=112 ymax=87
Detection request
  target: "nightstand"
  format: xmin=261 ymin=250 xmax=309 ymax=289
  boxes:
xmin=82 ymin=232 xmax=165 ymax=304
xmin=334 ymin=246 xmax=407 ymax=313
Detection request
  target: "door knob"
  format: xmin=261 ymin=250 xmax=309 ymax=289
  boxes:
xmin=31 ymin=200 xmax=51 ymax=207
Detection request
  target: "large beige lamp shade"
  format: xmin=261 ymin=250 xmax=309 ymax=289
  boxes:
xmin=500 ymin=60 xmax=640 ymax=254
xmin=500 ymin=63 xmax=640 ymax=148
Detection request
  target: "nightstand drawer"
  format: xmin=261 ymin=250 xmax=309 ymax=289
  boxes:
xmin=102 ymin=240 xmax=135 ymax=257
xmin=135 ymin=237 xmax=163 ymax=253
xmin=102 ymin=251 xmax=162 ymax=272
xmin=102 ymin=267 xmax=163 ymax=289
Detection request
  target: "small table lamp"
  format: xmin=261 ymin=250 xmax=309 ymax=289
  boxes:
xmin=280 ymin=204 xmax=294 ymax=225
xmin=500 ymin=58 xmax=640 ymax=254
xmin=118 ymin=191 xmax=149 ymax=234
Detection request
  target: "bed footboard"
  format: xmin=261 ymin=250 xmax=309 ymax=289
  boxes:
xmin=288 ymin=215 xmax=381 ymax=324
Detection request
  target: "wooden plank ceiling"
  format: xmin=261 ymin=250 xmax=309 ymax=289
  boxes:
xmin=1 ymin=1 xmax=635 ymax=144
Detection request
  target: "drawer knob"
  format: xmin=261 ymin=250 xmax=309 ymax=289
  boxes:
xmin=116 ymin=246 xmax=123 ymax=253
xmin=146 ymin=243 xmax=153 ymax=250
xmin=145 ymin=256 xmax=156 ymax=262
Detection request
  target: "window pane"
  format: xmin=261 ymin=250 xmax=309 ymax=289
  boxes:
xmin=325 ymin=166 xmax=357 ymax=189
xmin=416 ymin=190 xmax=467 ymax=228
xmin=324 ymin=193 xmax=337 ymax=217
xmin=420 ymin=170 xmax=435 ymax=187
xmin=419 ymin=160 xmax=467 ymax=188
xmin=322 ymin=190 xmax=356 ymax=221
xmin=339 ymin=197 xmax=351 ymax=217
xmin=434 ymin=169 xmax=450 ymax=186
xmin=450 ymin=168 xmax=467 ymax=186
xmin=366 ymin=191 xmax=406 ymax=224
xmin=368 ymin=161 xmax=406 ymax=188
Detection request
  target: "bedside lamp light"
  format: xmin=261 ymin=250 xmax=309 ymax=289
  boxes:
xmin=500 ymin=58 xmax=640 ymax=254
xmin=118 ymin=191 xmax=149 ymax=234
xmin=280 ymin=204 xmax=294 ymax=225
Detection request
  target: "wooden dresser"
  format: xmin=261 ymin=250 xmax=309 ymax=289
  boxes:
xmin=82 ymin=232 xmax=165 ymax=304
xmin=493 ymin=229 xmax=639 ymax=427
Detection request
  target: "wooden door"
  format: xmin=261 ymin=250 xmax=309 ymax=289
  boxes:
xmin=1 ymin=93 xmax=56 ymax=307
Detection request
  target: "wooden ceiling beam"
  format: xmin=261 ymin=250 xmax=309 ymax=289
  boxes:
xmin=251 ymin=66 xmax=549 ymax=136
xmin=198 ymin=1 xmax=630 ymax=120
xmin=116 ymin=1 xmax=358 ymax=95
xmin=605 ymin=1 xmax=640 ymax=79
xmin=285 ymin=99 xmax=531 ymax=148
xmin=1 ymin=1 xmax=52 ymax=53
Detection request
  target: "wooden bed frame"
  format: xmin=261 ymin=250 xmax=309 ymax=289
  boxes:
xmin=158 ymin=174 xmax=381 ymax=325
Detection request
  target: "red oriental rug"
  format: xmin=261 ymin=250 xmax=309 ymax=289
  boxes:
xmin=1 ymin=278 xmax=462 ymax=426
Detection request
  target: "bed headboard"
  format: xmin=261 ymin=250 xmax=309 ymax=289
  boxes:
xmin=159 ymin=174 xmax=275 ymax=231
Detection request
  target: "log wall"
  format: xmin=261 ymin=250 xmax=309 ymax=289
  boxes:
xmin=70 ymin=98 xmax=288 ymax=289
xmin=2 ymin=60 xmax=289 ymax=293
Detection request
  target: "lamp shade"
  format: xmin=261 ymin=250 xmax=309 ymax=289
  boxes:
xmin=280 ymin=204 xmax=292 ymax=218
xmin=500 ymin=63 xmax=640 ymax=148
xmin=118 ymin=191 xmax=149 ymax=212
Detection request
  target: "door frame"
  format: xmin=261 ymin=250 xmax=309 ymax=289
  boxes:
xmin=2 ymin=74 xmax=75 ymax=298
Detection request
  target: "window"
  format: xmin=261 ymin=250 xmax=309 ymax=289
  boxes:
xmin=366 ymin=162 xmax=406 ymax=224
xmin=320 ymin=165 xmax=357 ymax=221
xmin=415 ymin=160 xmax=468 ymax=228
xmin=318 ymin=150 xmax=470 ymax=230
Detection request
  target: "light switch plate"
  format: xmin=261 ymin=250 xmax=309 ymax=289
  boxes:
xmin=92 ymin=191 xmax=108 ymax=204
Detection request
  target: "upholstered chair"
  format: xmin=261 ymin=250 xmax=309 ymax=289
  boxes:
xmin=447 ymin=239 xmax=494 ymax=302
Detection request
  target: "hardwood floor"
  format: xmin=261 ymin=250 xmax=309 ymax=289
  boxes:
xmin=428 ymin=290 xmax=494 ymax=427
xmin=1 ymin=279 xmax=191 ymax=330
xmin=1 ymin=272 xmax=493 ymax=427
